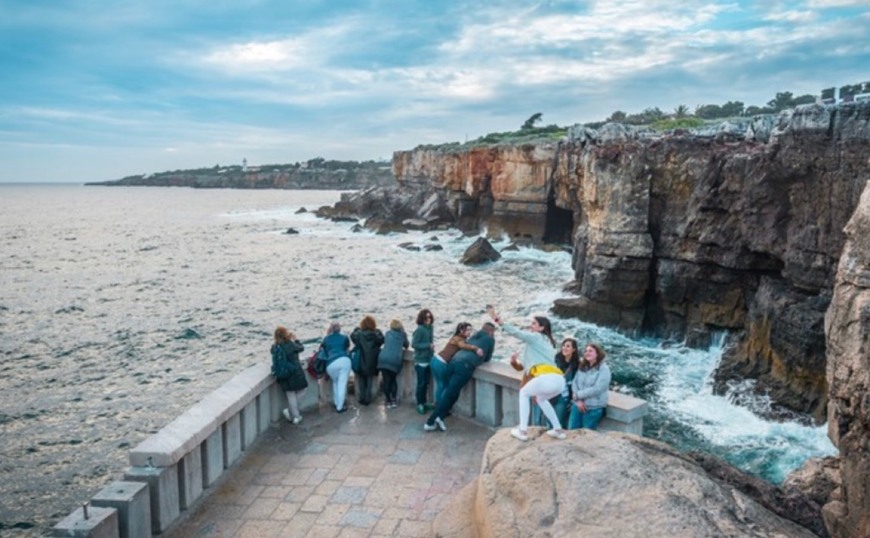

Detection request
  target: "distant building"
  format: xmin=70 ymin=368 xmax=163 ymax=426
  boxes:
xmin=242 ymin=158 xmax=248 ymax=173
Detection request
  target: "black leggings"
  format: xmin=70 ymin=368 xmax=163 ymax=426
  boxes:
xmin=380 ymin=369 xmax=398 ymax=401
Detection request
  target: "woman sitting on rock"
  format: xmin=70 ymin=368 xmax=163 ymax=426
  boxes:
xmin=568 ymin=343 xmax=611 ymax=430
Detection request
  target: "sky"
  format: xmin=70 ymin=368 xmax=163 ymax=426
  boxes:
xmin=0 ymin=1 xmax=868 ymax=183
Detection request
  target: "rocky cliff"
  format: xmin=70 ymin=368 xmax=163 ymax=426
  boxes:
xmin=388 ymin=103 xmax=870 ymax=423
xmin=822 ymin=179 xmax=870 ymax=538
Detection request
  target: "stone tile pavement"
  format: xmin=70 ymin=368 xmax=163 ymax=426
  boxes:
xmin=166 ymin=400 xmax=495 ymax=537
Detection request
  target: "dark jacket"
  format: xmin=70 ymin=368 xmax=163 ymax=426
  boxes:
xmin=411 ymin=323 xmax=434 ymax=365
xmin=451 ymin=330 xmax=495 ymax=369
xmin=378 ymin=328 xmax=409 ymax=373
xmin=271 ymin=340 xmax=307 ymax=392
xmin=351 ymin=328 xmax=385 ymax=376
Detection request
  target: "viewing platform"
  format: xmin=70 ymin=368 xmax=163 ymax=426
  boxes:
xmin=53 ymin=354 xmax=648 ymax=537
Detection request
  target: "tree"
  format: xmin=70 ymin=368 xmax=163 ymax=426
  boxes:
xmin=720 ymin=101 xmax=745 ymax=117
xmin=674 ymin=105 xmax=689 ymax=118
xmin=608 ymin=110 xmax=627 ymax=122
xmin=695 ymin=104 xmax=723 ymax=119
xmin=521 ymin=113 xmax=543 ymax=130
xmin=767 ymin=91 xmax=795 ymax=112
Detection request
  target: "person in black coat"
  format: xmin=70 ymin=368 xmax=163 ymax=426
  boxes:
xmin=350 ymin=315 xmax=385 ymax=405
xmin=271 ymin=326 xmax=307 ymax=424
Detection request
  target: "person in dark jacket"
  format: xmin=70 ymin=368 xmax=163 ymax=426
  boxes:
xmin=271 ymin=326 xmax=307 ymax=424
xmin=424 ymin=322 xmax=496 ymax=432
xmin=350 ymin=315 xmax=385 ymax=406
xmin=378 ymin=319 xmax=409 ymax=408
xmin=411 ymin=308 xmax=435 ymax=414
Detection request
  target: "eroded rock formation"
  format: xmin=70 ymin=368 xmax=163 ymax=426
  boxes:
xmin=433 ymin=429 xmax=822 ymax=538
xmin=822 ymin=179 xmax=870 ymax=538
xmin=388 ymin=102 xmax=870 ymax=421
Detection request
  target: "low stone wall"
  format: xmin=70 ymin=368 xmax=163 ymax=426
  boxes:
xmin=54 ymin=352 xmax=647 ymax=536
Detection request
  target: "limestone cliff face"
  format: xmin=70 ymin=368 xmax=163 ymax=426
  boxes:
xmin=393 ymin=103 xmax=870 ymax=421
xmin=822 ymin=179 xmax=870 ymax=538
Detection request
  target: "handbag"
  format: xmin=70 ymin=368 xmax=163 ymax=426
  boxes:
xmin=306 ymin=348 xmax=328 ymax=379
xmin=350 ymin=347 xmax=361 ymax=373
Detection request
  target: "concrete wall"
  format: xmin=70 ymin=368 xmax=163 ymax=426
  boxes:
xmin=55 ymin=352 xmax=647 ymax=536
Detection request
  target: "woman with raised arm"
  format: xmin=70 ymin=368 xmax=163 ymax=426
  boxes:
xmin=271 ymin=326 xmax=307 ymax=424
xmin=489 ymin=308 xmax=567 ymax=441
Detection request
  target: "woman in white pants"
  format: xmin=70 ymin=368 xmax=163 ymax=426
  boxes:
xmin=490 ymin=310 xmax=567 ymax=441
xmin=321 ymin=321 xmax=352 ymax=413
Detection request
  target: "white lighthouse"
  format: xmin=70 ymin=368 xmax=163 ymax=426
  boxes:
xmin=242 ymin=158 xmax=247 ymax=173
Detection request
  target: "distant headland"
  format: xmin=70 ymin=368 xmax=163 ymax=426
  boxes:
xmin=85 ymin=157 xmax=395 ymax=190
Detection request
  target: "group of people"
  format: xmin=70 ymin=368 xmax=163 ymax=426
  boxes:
xmin=269 ymin=307 xmax=612 ymax=440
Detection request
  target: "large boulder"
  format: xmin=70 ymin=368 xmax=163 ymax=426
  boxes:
xmin=434 ymin=429 xmax=821 ymax=538
xmin=460 ymin=238 xmax=501 ymax=265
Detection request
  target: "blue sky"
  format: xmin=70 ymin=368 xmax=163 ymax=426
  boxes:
xmin=1 ymin=1 xmax=868 ymax=183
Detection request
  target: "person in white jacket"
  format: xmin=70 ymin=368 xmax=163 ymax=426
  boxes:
xmin=489 ymin=309 xmax=567 ymax=441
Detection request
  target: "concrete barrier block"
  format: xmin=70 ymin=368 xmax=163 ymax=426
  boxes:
xmin=474 ymin=379 xmax=501 ymax=427
xmin=52 ymin=505 xmax=118 ymax=538
xmin=202 ymin=428 xmax=223 ymax=488
xmin=124 ymin=465 xmax=180 ymax=534
xmin=270 ymin=383 xmax=284 ymax=422
xmin=223 ymin=414 xmax=242 ymax=468
xmin=178 ymin=448 xmax=203 ymax=510
xmin=298 ymin=383 xmax=319 ymax=412
xmin=454 ymin=378 xmax=475 ymax=418
xmin=257 ymin=389 xmax=272 ymax=434
xmin=241 ymin=400 xmax=257 ymax=451
xmin=501 ymin=386 xmax=519 ymax=427
xmin=91 ymin=480 xmax=150 ymax=538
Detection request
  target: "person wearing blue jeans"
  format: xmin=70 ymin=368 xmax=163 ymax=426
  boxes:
xmin=411 ymin=309 xmax=435 ymax=414
xmin=424 ymin=323 xmax=496 ymax=431
xmin=568 ymin=342 xmax=611 ymax=430
xmin=431 ymin=322 xmax=482 ymax=406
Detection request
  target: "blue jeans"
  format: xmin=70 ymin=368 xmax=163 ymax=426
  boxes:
xmin=568 ymin=404 xmax=605 ymax=430
xmin=427 ymin=359 xmax=476 ymax=425
xmin=430 ymin=358 xmax=449 ymax=405
xmin=415 ymin=364 xmax=431 ymax=406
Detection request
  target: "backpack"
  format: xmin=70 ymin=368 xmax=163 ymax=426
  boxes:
xmin=272 ymin=346 xmax=292 ymax=381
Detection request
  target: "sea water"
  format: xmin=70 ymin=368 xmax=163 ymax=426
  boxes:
xmin=0 ymin=184 xmax=835 ymax=534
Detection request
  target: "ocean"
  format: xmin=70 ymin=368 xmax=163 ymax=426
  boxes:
xmin=0 ymin=184 xmax=836 ymax=535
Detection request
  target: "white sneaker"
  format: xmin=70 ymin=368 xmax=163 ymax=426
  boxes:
xmin=510 ymin=428 xmax=529 ymax=441
xmin=423 ymin=422 xmax=437 ymax=432
xmin=546 ymin=429 xmax=566 ymax=440
xmin=435 ymin=417 xmax=447 ymax=431
xmin=282 ymin=408 xmax=292 ymax=423
xmin=292 ymin=415 xmax=303 ymax=425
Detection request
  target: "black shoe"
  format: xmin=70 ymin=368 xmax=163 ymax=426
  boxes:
xmin=336 ymin=406 xmax=347 ymax=413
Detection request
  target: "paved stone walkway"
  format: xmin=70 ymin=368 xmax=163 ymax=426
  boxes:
xmin=166 ymin=401 xmax=494 ymax=537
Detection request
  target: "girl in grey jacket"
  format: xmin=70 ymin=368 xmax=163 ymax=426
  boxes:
xmin=568 ymin=343 xmax=611 ymax=430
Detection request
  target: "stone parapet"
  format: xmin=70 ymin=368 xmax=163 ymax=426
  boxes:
xmin=54 ymin=350 xmax=647 ymax=536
